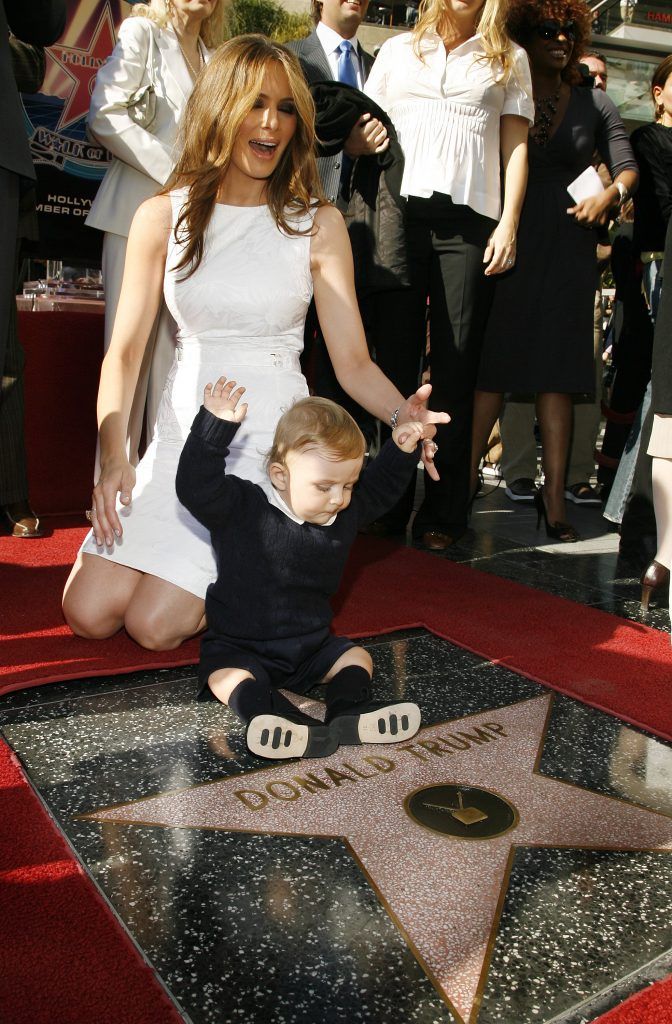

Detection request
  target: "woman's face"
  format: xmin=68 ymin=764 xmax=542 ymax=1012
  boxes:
xmin=170 ymin=0 xmax=218 ymax=23
xmin=525 ymin=15 xmax=575 ymax=76
xmin=444 ymin=0 xmax=486 ymax=23
xmin=229 ymin=64 xmax=298 ymax=187
xmin=653 ymin=72 xmax=672 ymax=124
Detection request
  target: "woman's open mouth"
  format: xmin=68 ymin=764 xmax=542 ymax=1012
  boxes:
xmin=249 ymin=139 xmax=279 ymax=159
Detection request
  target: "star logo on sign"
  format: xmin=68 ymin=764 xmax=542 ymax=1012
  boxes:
xmin=47 ymin=6 xmax=117 ymax=131
xmin=83 ymin=696 xmax=672 ymax=1023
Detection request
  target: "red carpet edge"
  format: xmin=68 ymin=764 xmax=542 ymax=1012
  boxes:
xmin=0 ymin=738 xmax=185 ymax=1024
xmin=2 ymin=523 xmax=672 ymax=742
xmin=2 ymin=525 xmax=671 ymax=1023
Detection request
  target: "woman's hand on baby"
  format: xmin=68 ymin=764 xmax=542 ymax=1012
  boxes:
xmin=204 ymin=377 xmax=248 ymax=422
xmin=393 ymin=420 xmax=425 ymax=453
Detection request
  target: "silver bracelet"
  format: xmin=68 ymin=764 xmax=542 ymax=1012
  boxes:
xmin=390 ymin=406 xmax=400 ymax=430
xmin=614 ymin=180 xmax=629 ymax=207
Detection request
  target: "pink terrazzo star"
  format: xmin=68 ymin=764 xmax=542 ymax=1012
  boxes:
xmin=83 ymin=696 xmax=672 ymax=1023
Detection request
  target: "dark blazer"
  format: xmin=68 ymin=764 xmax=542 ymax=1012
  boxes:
xmin=309 ymin=80 xmax=409 ymax=294
xmin=288 ymin=28 xmax=373 ymax=84
xmin=287 ymin=29 xmax=373 ymax=202
xmin=651 ymin=214 xmax=672 ymax=416
xmin=1 ymin=0 xmax=66 ymax=178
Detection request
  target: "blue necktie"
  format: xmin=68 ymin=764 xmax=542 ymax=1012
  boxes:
xmin=336 ymin=41 xmax=357 ymax=195
xmin=337 ymin=39 xmax=358 ymax=88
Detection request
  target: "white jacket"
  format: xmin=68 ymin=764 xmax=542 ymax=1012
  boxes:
xmin=86 ymin=17 xmax=210 ymax=237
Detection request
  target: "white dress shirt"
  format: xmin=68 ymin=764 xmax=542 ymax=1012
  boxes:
xmin=364 ymin=31 xmax=534 ymax=220
xmin=261 ymin=479 xmax=337 ymax=526
xmin=316 ymin=20 xmax=365 ymax=89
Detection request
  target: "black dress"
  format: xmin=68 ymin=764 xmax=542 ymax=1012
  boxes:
xmin=651 ymin=215 xmax=672 ymax=418
xmin=477 ymin=87 xmax=637 ymax=394
xmin=631 ymin=121 xmax=672 ymax=255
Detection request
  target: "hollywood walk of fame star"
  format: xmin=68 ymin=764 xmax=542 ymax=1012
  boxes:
xmin=82 ymin=696 xmax=672 ymax=1023
xmin=47 ymin=6 xmax=117 ymax=131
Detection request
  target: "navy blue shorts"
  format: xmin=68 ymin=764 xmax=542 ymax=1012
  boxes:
xmin=197 ymin=627 xmax=354 ymax=699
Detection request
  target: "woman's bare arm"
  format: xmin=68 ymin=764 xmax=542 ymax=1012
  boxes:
xmin=310 ymin=204 xmax=448 ymax=474
xmin=483 ymin=114 xmax=529 ymax=276
xmin=91 ymin=195 xmax=170 ymax=545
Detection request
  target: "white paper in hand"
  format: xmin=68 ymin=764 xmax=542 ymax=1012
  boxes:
xmin=567 ymin=165 xmax=605 ymax=204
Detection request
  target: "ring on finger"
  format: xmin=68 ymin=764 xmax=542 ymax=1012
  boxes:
xmin=85 ymin=508 xmax=97 ymax=522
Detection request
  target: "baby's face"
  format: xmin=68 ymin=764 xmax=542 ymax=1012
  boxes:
xmin=276 ymin=446 xmax=364 ymax=524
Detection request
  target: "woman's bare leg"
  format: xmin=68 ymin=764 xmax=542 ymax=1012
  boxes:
xmin=63 ymin=553 xmax=205 ymax=649
xmin=470 ymin=390 xmax=504 ymax=497
xmin=124 ymin=574 xmax=205 ymax=650
xmin=651 ymin=456 xmax=672 ymax=640
xmin=652 ymin=456 xmax=672 ymax=569
xmin=63 ymin=553 xmax=142 ymax=639
xmin=536 ymin=392 xmax=573 ymax=525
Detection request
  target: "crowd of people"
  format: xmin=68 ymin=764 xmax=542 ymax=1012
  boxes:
xmin=3 ymin=0 xmax=672 ymax=750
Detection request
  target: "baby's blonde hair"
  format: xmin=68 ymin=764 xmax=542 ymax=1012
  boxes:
xmin=266 ymin=397 xmax=366 ymax=469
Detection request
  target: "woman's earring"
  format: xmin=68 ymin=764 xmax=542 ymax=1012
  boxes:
xmin=166 ymin=0 xmax=174 ymax=16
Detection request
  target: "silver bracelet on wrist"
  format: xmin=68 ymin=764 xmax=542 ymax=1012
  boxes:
xmin=390 ymin=406 xmax=400 ymax=430
xmin=614 ymin=180 xmax=629 ymax=207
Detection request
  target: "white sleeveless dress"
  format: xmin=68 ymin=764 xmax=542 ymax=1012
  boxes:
xmin=81 ymin=192 xmax=314 ymax=597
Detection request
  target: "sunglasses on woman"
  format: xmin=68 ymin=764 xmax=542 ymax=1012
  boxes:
xmin=536 ymin=19 xmax=577 ymax=41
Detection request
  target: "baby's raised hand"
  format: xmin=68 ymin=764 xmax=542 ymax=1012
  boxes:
xmin=203 ymin=376 xmax=248 ymax=422
xmin=393 ymin=420 xmax=425 ymax=453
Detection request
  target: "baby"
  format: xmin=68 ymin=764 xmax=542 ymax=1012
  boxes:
xmin=176 ymin=375 xmax=429 ymax=760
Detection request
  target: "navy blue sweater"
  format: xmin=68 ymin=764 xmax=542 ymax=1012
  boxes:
xmin=176 ymin=407 xmax=418 ymax=642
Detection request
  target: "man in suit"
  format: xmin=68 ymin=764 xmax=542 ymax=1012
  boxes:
xmin=288 ymin=0 xmax=387 ymax=204
xmin=1 ymin=0 xmax=66 ymax=537
xmin=288 ymin=0 xmax=387 ymax=443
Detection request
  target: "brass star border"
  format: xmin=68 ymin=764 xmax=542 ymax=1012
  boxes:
xmin=80 ymin=696 xmax=672 ymax=1023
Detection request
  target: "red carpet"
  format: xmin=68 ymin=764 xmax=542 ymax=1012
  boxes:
xmin=594 ymin=978 xmax=672 ymax=1024
xmin=2 ymin=517 xmax=672 ymax=740
xmin=0 ymin=737 xmax=184 ymax=1024
xmin=2 ymin=521 xmax=672 ymax=1023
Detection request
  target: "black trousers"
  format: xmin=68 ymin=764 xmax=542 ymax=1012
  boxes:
xmin=369 ymin=194 xmax=496 ymax=536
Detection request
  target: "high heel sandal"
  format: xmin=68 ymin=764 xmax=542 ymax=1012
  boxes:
xmin=533 ymin=489 xmax=580 ymax=543
xmin=640 ymin=560 xmax=670 ymax=611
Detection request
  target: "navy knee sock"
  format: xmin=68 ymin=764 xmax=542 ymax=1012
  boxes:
xmin=227 ymin=677 xmax=319 ymax=726
xmin=325 ymin=665 xmax=372 ymax=723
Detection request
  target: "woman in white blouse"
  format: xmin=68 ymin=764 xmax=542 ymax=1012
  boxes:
xmin=87 ymin=0 xmax=227 ymax=467
xmin=364 ymin=0 xmax=533 ymax=550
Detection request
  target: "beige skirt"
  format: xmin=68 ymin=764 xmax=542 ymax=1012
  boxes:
xmin=648 ymin=414 xmax=672 ymax=458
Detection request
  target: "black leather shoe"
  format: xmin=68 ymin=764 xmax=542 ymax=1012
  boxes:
xmin=421 ymin=530 xmax=455 ymax=551
xmin=2 ymin=502 xmax=43 ymax=538
xmin=328 ymin=700 xmax=421 ymax=746
xmin=359 ymin=518 xmax=407 ymax=538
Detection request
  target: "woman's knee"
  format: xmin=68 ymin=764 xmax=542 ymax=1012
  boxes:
xmin=62 ymin=594 xmax=122 ymax=641
xmin=63 ymin=554 xmax=137 ymax=640
xmin=124 ymin=604 xmax=200 ymax=651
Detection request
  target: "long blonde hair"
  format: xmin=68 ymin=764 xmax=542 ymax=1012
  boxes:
xmin=165 ymin=35 xmax=323 ymax=279
xmin=131 ymin=0 xmax=228 ymax=49
xmin=414 ymin=0 xmax=514 ymax=80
